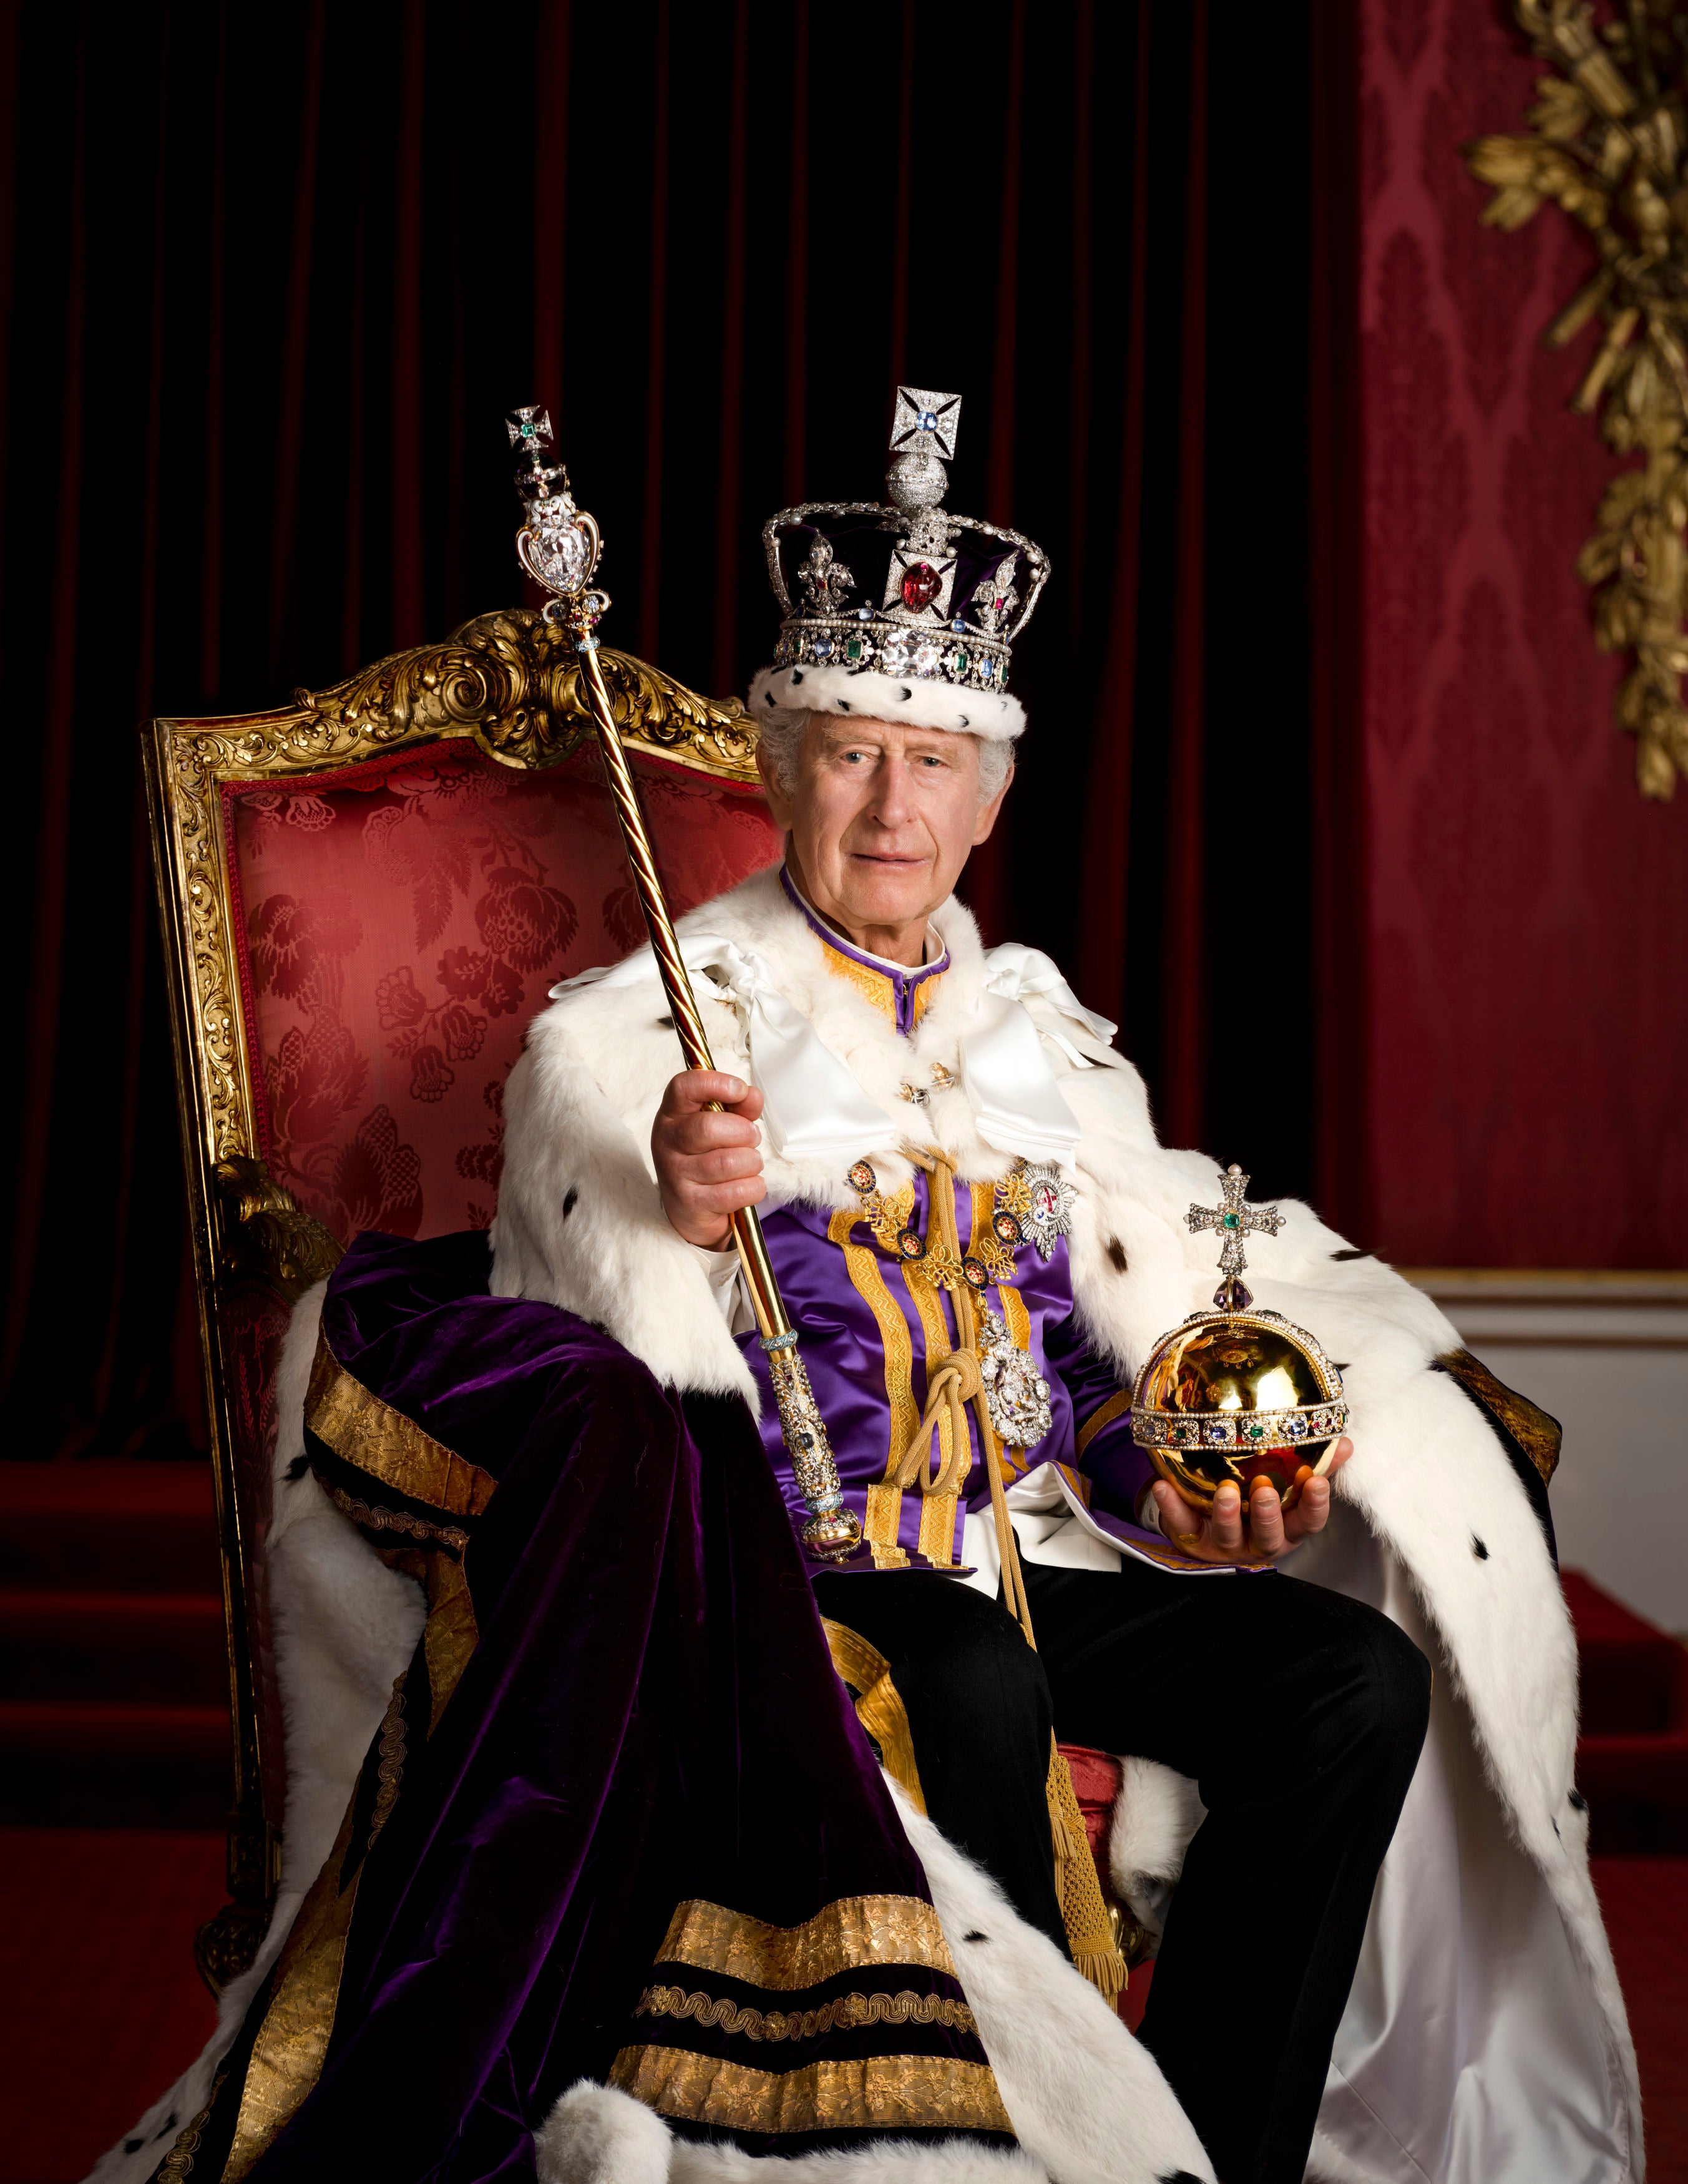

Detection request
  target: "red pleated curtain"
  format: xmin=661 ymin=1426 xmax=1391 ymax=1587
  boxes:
xmin=0 ymin=0 xmax=1352 ymax=1465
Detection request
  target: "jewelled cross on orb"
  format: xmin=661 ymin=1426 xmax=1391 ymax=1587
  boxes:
xmin=1186 ymin=1164 xmax=1283 ymax=1312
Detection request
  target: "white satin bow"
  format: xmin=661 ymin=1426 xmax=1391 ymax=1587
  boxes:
xmin=552 ymin=935 xmax=1117 ymax=1167
xmin=963 ymin=945 xmax=1118 ymax=1161
xmin=552 ymin=935 xmax=895 ymax=1161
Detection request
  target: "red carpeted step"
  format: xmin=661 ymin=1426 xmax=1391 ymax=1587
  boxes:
xmin=1565 ymin=1568 xmax=1686 ymax=1736
xmin=1566 ymin=1569 xmax=1688 ymax=1855
xmin=0 ymin=1701 xmax=230 ymax=1826
xmin=0 ymin=1460 xmax=219 ymax=1594
xmin=0 ymin=1591 xmax=228 ymax=1704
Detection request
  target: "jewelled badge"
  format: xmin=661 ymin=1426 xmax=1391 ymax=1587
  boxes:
xmin=977 ymin=1307 xmax=1053 ymax=1449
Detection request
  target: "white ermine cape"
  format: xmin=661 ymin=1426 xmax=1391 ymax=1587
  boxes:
xmin=490 ymin=866 xmax=1642 ymax=2184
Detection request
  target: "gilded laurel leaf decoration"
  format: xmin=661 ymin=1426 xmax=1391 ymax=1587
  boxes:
xmin=1466 ymin=0 xmax=1688 ymax=799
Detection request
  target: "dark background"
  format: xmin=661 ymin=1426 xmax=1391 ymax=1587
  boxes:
xmin=0 ymin=0 xmax=1359 ymax=1463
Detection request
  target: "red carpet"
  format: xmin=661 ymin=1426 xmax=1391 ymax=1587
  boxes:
xmin=0 ymin=1828 xmax=222 ymax=2184
xmin=0 ymin=1460 xmax=1682 ymax=2179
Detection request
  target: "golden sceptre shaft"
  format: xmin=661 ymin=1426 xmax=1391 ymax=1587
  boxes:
xmin=506 ymin=407 xmax=861 ymax=1561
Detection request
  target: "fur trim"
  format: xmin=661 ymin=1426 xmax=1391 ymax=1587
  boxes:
xmin=536 ymin=2080 xmax=1050 ymax=2181
xmin=536 ymin=2083 xmax=673 ymax=2183
xmin=888 ymin=1785 xmax=1214 ymax=2184
xmin=748 ymin=663 xmax=1025 ymax=742
xmin=1107 ymin=1760 xmax=1206 ymax=1956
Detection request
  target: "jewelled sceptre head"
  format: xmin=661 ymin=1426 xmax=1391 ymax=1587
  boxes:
xmin=505 ymin=407 xmax=862 ymax=1562
xmin=1129 ymin=1165 xmax=1349 ymax=1517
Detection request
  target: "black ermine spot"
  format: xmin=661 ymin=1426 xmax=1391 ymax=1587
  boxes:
xmin=286 ymin=1455 xmax=310 ymax=1482
xmin=962 ymin=1929 xmax=988 ymax=1943
xmin=1107 ymin=1237 xmax=1129 ymax=1273
xmin=1471 ymin=1535 xmax=1489 ymax=1559
xmin=1330 ymin=1247 xmax=1373 ymax=1261
xmin=563 ymin=1187 xmax=579 ymax=1218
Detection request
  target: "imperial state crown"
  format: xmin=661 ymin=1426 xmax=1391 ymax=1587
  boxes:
xmin=1129 ymin=1166 xmax=1349 ymax=1514
xmin=748 ymin=386 xmax=1050 ymax=743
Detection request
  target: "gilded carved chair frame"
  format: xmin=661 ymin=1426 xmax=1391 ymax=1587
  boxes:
xmin=143 ymin=608 xmax=762 ymax=1987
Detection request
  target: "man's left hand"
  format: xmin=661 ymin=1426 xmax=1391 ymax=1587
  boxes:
xmin=1149 ymin=1436 xmax=1353 ymax=1564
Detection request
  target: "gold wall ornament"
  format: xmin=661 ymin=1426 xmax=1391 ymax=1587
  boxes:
xmin=1466 ymin=0 xmax=1688 ymax=799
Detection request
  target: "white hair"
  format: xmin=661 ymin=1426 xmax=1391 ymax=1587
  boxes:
xmin=755 ymin=706 xmax=1013 ymax=804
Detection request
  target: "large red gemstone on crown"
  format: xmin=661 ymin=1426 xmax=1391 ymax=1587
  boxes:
xmin=900 ymin=562 xmax=941 ymax=610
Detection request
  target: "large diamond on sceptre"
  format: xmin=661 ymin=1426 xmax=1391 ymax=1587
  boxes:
xmin=506 ymin=407 xmax=861 ymax=1562
xmin=1129 ymin=1165 xmax=1349 ymax=1516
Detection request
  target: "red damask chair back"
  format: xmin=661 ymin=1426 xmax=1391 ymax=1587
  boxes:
xmin=146 ymin=613 xmax=779 ymax=1982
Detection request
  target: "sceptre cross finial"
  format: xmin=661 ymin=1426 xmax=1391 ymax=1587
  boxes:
xmin=1187 ymin=1164 xmax=1283 ymax=1311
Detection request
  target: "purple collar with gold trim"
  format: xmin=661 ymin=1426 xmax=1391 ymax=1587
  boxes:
xmin=780 ymin=865 xmax=949 ymax=1036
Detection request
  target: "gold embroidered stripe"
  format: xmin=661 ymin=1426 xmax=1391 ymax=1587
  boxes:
xmin=1437 ymin=1345 xmax=1562 ymax=1483
xmin=819 ymin=938 xmax=896 ymax=1019
xmin=1075 ymin=1387 xmax=1132 ymax=1460
xmin=1054 ymin=1463 xmax=1093 ymax=1511
xmin=653 ymin=1895 xmax=957 ymax=1989
xmin=224 ymin=1792 xmax=363 ymax=2178
xmin=306 ymin=1335 xmax=499 ymax=1519
xmin=822 ymin=1618 xmax=928 ymax=1815
xmin=902 ymin=1219 xmax=962 ymax=1566
xmin=633 ymin=1983 xmax=976 ymax=2043
xmin=828 ymin=1205 xmax=918 ymax=1551
xmin=608 ymin=2046 xmax=1013 ymax=2138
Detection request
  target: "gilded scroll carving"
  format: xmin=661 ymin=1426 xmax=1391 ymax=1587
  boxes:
xmin=151 ymin=612 xmax=761 ymax=1174
xmin=1468 ymin=1 xmax=1688 ymax=799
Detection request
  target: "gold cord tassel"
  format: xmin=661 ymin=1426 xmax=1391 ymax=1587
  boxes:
xmin=905 ymin=1148 xmax=1127 ymax=2004
xmin=1047 ymin=1740 xmax=1129 ymax=2006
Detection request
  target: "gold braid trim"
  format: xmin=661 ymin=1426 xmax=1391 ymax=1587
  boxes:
xmin=822 ymin=1618 xmax=928 ymax=1815
xmin=827 ymin=1203 xmax=917 ymax=1558
xmin=1075 ymin=1387 xmax=1132 ymax=1460
xmin=633 ymin=1983 xmax=976 ymax=2042
xmin=608 ymin=2046 xmax=1013 ymax=2137
xmin=367 ymin=1674 xmax=407 ymax=1844
xmin=326 ymin=1484 xmax=469 ymax=1554
xmin=654 ymin=1896 xmax=957 ymax=1989
xmin=153 ymin=2067 xmax=229 ymax=2181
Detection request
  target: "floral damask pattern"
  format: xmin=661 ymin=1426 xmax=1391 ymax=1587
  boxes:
xmin=228 ymin=739 xmax=781 ymax=1247
xmin=1362 ymin=0 xmax=1688 ymax=1263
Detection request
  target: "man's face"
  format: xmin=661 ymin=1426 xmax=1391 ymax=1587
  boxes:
xmin=758 ymin=714 xmax=1013 ymax=944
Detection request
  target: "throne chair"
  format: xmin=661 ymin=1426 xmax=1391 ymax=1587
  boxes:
xmin=145 ymin=611 xmax=1164 ymax=2011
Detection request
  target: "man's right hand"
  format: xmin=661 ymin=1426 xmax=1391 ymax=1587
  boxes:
xmin=652 ymin=1070 xmax=767 ymax=1250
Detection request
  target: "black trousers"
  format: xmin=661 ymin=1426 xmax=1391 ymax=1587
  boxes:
xmin=812 ymin=1552 xmax=1432 ymax=2184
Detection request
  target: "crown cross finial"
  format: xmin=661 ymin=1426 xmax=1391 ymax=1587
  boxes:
xmin=890 ymin=386 xmax=961 ymax=462
xmin=1187 ymin=1164 xmax=1283 ymax=1311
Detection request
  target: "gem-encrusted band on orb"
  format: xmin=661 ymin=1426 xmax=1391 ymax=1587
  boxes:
xmin=1131 ymin=1400 xmax=1350 ymax=1453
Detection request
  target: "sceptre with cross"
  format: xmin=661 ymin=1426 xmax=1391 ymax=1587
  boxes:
xmin=1187 ymin=1164 xmax=1283 ymax=1311
xmin=504 ymin=406 xmax=862 ymax=1563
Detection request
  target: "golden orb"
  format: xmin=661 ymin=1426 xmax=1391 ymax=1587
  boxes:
xmin=1130 ymin=1164 xmax=1349 ymax=1516
xmin=1130 ymin=1307 xmax=1347 ymax=1513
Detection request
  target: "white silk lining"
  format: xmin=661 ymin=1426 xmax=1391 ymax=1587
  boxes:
xmin=1295 ymin=1515 xmax=1627 ymax=2184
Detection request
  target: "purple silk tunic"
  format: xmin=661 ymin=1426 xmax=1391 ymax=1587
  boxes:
xmin=740 ymin=878 xmax=1203 ymax=1577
